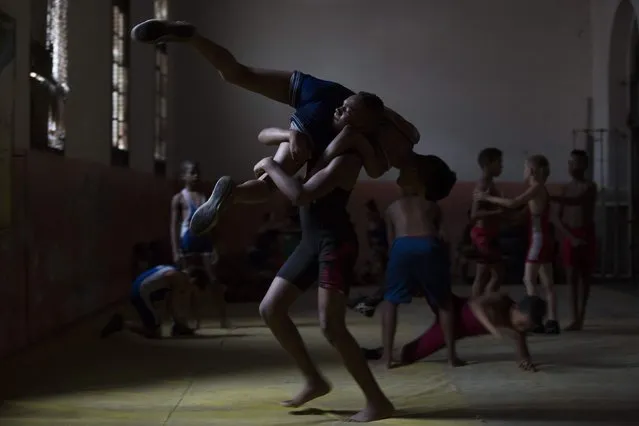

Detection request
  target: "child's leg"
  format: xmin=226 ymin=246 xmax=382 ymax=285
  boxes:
xmin=523 ymin=262 xmax=540 ymax=296
xmin=538 ymin=263 xmax=560 ymax=334
xmin=564 ymin=266 xmax=581 ymax=330
xmin=318 ymin=287 xmax=394 ymax=422
xmin=399 ymin=321 xmax=446 ymax=365
xmin=259 ymin=242 xmax=331 ymax=407
xmin=578 ymin=268 xmax=592 ymax=327
xmin=486 ymin=262 xmax=504 ymax=293
xmin=436 ymin=294 xmax=463 ymax=366
xmin=471 ymin=263 xmax=489 ymax=298
xmin=131 ymin=20 xmax=293 ymax=104
xmin=201 ymin=253 xmax=229 ymax=328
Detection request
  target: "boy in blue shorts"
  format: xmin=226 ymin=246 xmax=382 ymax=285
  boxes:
xmin=130 ymin=19 xmax=420 ymax=237
xmin=101 ymin=245 xmax=202 ymax=339
xmin=380 ymin=154 xmax=462 ymax=368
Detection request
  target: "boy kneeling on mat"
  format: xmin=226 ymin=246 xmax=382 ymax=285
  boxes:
xmin=101 ymin=244 xmax=203 ymax=339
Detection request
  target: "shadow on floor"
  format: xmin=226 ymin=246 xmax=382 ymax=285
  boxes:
xmin=290 ymin=406 xmax=639 ymax=424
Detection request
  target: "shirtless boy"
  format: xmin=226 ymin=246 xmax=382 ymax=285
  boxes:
xmin=170 ymin=161 xmax=228 ymax=328
xmin=363 ymin=292 xmax=545 ymax=372
xmin=380 ymin=154 xmax=460 ymax=368
xmin=470 ymin=148 xmax=505 ymax=297
xmin=475 ymin=155 xmax=573 ymax=334
xmin=552 ymin=150 xmax=597 ymax=331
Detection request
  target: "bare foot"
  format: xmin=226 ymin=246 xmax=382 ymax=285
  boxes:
xmin=449 ymin=357 xmax=467 ymax=367
xmin=280 ymin=378 xmax=331 ymax=408
xmin=346 ymin=399 xmax=394 ymax=422
xmin=564 ymin=321 xmax=583 ymax=331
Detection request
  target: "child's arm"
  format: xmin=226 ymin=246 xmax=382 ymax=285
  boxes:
xmin=505 ymin=330 xmax=537 ymax=372
xmin=258 ymin=127 xmax=312 ymax=163
xmin=381 ymin=301 xmax=399 ymax=368
xmin=469 ymin=293 xmax=504 ymax=339
xmin=476 ymin=184 xmax=541 ymax=209
xmin=317 ymin=125 xmax=388 ymax=178
xmin=470 ymin=183 xmax=504 ymax=223
xmin=385 ymin=206 xmax=396 ymax=251
xmin=170 ymin=194 xmax=182 ymax=264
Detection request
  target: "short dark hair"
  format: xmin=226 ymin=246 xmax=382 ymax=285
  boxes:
xmin=180 ymin=160 xmax=199 ymax=175
xmin=527 ymin=154 xmax=550 ymax=179
xmin=477 ymin=148 xmax=503 ymax=168
xmin=356 ymin=91 xmax=385 ymax=116
xmin=570 ymin=149 xmax=589 ymax=166
xmin=417 ymin=155 xmax=457 ymax=202
xmin=517 ymin=295 xmax=547 ymax=327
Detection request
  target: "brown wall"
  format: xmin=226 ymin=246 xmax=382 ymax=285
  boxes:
xmin=0 ymin=150 xmax=176 ymax=358
xmin=0 ymin=149 xmax=564 ymax=358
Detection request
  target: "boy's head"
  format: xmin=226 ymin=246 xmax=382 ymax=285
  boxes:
xmin=511 ymin=295 xmax=547 ymax=332
xmin=477 ymin=148 xmax=503 ymax=178
xmin=132 ymin=242 xmax=152 ymax=277
xmin=524 ymin=154 xmax=550 ymax=183
xmin=333 ymin=92 xmax=385 ymax=134
xmin=397 ymin=154 xmax=457 ymax=202
xmin=568 ymin=149 xmax=588 ymax=178
xmin=181 ymin=161 xmax=200 ymax=186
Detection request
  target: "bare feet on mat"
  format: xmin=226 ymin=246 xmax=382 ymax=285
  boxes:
xmin=346 ymin=399 xmax=394 ymax=423
xmin=280 ymin=377 xmax=331 ymax=408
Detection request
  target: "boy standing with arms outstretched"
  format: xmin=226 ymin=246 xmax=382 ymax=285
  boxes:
xmin=552 ymin=150 xmax=597 ymax=331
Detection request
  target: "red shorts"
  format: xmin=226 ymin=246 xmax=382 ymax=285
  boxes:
xmin=526 ymin=231 xmax=554 ymax=264
xmin=470 ymin=226 xmax=501 ymax=264
xmin=561 ymin=225 xmax=596 ymax=272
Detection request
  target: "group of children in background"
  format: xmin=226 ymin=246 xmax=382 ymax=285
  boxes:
xmin=352 ymin=147 xmax=597 ymax=370
xmin=102 ymin=146 xmax=597 ymax=373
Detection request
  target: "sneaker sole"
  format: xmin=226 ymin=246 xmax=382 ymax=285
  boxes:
xmin=130 ymin=19 xmax=194 ymax=44
xmin=189 ymin=176 xmax=234 ymax=236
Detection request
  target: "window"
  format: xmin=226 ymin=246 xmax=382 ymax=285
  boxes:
xmin=45 ymin=0 xmax=69 ymax=151
xmin=154 ymin=0 xmax=169 ymax=171
xmin=112 ymin=0 xmax=130 ymax=165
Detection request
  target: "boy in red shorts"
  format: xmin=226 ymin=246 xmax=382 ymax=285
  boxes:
xmin=470 ymin=148 xmax=505 ymax=297
xmin=552 ymin=150 xmax=597 ymax=331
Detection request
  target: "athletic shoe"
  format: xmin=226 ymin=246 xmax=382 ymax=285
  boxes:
xmin=544 ymin=320 xmax=561 ymax=335
xmin=353 ymin=301 xmax=376 ymax=318
xmin=361 ymin=347 xmax=383 ymax=361
xmin=189 ymin=176 xmax=236 ymax=236
xmin=171 ymin=322 xmax=196 ymax=337
xmin=131 ymin=19 xmax=195 ymax=44
xmin=101 ymin=314 xmax=124 ymax=338
xmin=347 ymin=295 xmax=366 ymax=309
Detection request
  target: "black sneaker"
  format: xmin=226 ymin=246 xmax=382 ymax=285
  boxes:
xmin=131 ymin=19 xmax=195 ymax=44
xmin=347 ymin=295 xmax=367 ymax=309
xmin=353 ymin=301 xmax=376 ymax=318
xmin=171 ymin=322 xmax=196 ymax=337
xmin=361 ymin=347 xmax=383 ymax=361
xmin=544 ymin=320 xmax=560 ymax=335
xmin=189 ymin=176 xmax=236 ymax=236
xmin=101 ymin=314 xmax=124 ymax=338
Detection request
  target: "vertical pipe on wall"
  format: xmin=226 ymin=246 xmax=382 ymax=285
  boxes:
xmin=612 ymin=129 xmax=620 ymax=277
xmin=597 ymin=129 xmax=606 ymax=277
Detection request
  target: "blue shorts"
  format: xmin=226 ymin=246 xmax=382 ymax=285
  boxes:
xmin=384 ymin=236 xmax=452 ymax=307
xmin=289 ymin=71 xmax=355 ymax=152
xmin=131 ymin=265 xmax=175 ymax=329
xmin=180 ymin=230 xmax=213 ymax=254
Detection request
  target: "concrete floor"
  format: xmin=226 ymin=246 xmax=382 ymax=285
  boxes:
xmin=1 ymin=284 xmax=638 ymax=425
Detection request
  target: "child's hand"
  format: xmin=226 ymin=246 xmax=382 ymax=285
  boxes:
xmin=473 ymin=190 xmax=488 ymax=202
xmin=253 ymin=156 xmax=275 ymax=178
xmin=518 ymin=359 xmax=537 ymax=372
xmin=289 ymin=130 xmax=311 ymax=163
